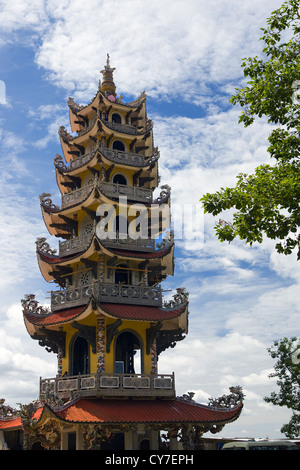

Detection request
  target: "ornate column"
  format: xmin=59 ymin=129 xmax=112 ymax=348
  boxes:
xmin=97 ymin=316 xmax=105 ymax=373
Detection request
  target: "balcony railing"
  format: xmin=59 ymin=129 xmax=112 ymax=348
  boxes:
xmin=59 ymin=232 xmax=156 ymax=257
xmin=51 ymin=282 xmax=162 ymax=311
xmin=61 ymin=181 xmax=153 ymax=209
xmin=64 ymin=148 xmax=158 ymax=173
xmin=40 ymin=372 xmax=175 ymax=401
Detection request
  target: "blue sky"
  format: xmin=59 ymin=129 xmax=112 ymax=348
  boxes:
xmin=1 ymin=0 xmax=299 ymax=439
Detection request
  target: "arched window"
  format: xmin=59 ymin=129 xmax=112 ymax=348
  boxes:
xmin=71 ymin=336 xmax=89 ymax=375
xmin=111 ymin=113 xmax=122 ymax=124
xmin=112 ymin=140 xmax=125 ymax=151
xmin=113 ymin=173 xmax=127 ymax=185
xmin=115 ymin=331 xmax=142 ymax=374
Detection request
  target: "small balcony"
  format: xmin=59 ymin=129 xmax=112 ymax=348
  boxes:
xmin=59 ymin=233 xmax=156 ymax=257
xmin=51 ymin=282 xmax=162 ymax=311
xmin=40 ymin=372 xmax=175 ymax=402
xmin=61 ymin=181 xmax=153 ymax=209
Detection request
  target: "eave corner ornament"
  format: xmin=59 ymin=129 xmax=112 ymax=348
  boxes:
xmin=21 ymin=294 xmax=50 ymax=315
xmin=208 ymin=385 xmax=245 ymax=409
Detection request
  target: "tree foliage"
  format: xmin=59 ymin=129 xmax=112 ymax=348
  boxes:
xmin=201 ymin=0 xmax=300 ymax=259
xmin=265 ymin=337 xmax=300 ymax=438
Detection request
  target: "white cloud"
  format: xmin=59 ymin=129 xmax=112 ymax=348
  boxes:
xmin=0 ymin=0 xmax=285 ymax=100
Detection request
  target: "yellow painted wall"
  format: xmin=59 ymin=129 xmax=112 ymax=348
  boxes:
xmin=61 ymin=314 xmax=152 ymax=376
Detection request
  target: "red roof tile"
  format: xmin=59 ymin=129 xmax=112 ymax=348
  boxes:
xmin=24 ymin=305 xmax=88 ymax=326
xmin=51 ymin=398 xmax=242 ymax=425
xmin=99 ymin=303 xmax=186 ymax=321
xmin=108 ymin=246 xmax=172 ymax=259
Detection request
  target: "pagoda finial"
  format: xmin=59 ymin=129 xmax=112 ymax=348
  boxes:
xmin=100 ymin=53 xmax=116 ymax=97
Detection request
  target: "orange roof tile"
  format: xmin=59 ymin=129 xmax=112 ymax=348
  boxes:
xmin=0 ymin=407 xmax=43 ymax=430
xmin=51 ymin=398 xmax=242 ymax=425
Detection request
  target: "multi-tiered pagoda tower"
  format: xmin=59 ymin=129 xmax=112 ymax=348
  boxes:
xmin=0 ymin=57 xmax=243 ymax=451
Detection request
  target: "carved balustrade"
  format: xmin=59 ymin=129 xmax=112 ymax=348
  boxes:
xmin=40 ymin=372 xmax=175 ymax=401
xmin=57 ymin=147 xmax=158 ymax=174
xmin=96 ymin=282 xmax=162 ymax=306
xmin=61 ymin=180 xmax=153 ymax=209
xmin=51 ymin=282 xmax=162 ymax=311
xmin=59 ymin=232 xmax=156 ymax=256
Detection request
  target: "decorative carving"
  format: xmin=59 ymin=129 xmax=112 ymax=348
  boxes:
xmin=53 ymin=154 xmax=67 ymax=172
xmin=35 ymin=237 xmax=57 ymax=255
xmin=17 ymin=401 xmax=40 ymax=431
xmin=178 ymin=392 xmax=195 ymax=403
xmin=156 ymin=230 xmax=174 ymax=249
xmin=58 ymin=125 xmax=73 ymax=141
xmin=163 ymin=287 xmax=189 ymax=309
xmin=179 ymin=424 xmax=206 ymax=450
xmin=33 ymin=327 xmax=66 ymax=357
xmin=43 ymin=386 xmax=65 ymax=408
xmin=106 ymin=319 xmax=122 ymax=353
xmin=39 ymin=192 xmax=59 ymax=211
xmin=0 ymin=399 xmax=18 ymax=418
xmin=21 ymin=294 xmax=50 ymax=315
xmin=81 ymin=424 xmax=112 ymax=450
xmin=154 ymin=184 xmax=171 ymax=204
xmin=208 ymin=386 xmax=245 ymax=409
xmin=156 ymin=328 xmax=186 ymax=356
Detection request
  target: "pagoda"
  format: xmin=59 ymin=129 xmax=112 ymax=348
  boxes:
xmin=0 ymin=56 xmax=243 ymax=451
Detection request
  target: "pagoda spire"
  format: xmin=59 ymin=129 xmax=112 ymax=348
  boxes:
xmin=100 ymin=53 xmax=116 ymax=97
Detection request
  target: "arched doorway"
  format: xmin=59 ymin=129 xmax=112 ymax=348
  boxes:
xmin=114 ymin=264 xmax=131 ymax=285
xmin=113 ymin=173 xmax=127 ymax=185
xmin=71 ymin=336 xmax=89 ymax=375
xmin=140 ymin=439 xmax=150 ymax=450
xmin=111 ymin=113 xmax=122 ymax=124
xmin=115 ymin=331 xmax=142 ymax=374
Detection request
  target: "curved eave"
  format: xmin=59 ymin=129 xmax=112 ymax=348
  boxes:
xmin=38 ymin=398 xmax=242 ymax=428
xmin=99 ymin=240 xmax=174 ymax=276
xmin=43 ymin=185 xmax=170 ymax=226
xmin=59 ymin=134 xmax=77 ymax=164
xmin=64 ymin=118 xmax=152 ymax=154
xmin=55 ymin=169 xmax=77 ymax=195
xmin=55 ymin=153 xmax=98 ymax=182
xmin=99 ymin=118 xmax=152 ymax=142
xmin=99 ymin=150 xmax=158 ymax=171
xmin=36 ymin=236 xmax=174 ymax=281
xmin=98 ymin=238 xmax=173 ymax=259
xmin=98 ymin=90 xmax=146 ymax=113
xmin=43 ymin=186 xmax=99 ymax=221
xmin=56 ymin=149 xmax=159 ymax=182
xmin=36 ymin=245 xmax=90 ymax=281
xmin=23 ymin=301 xmax=94 ymax=335
xmin=68 ymin=90 xmax=144 ymax=120
xmin=98 ymin=301 xmax=188 ymax=328
xmin=40 ymin=203 xmax=70 ymax=237
xmin=68 ymin=105 xmax=85 ymax=134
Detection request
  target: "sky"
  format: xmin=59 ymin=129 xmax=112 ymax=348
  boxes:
xmin=0 ymin=0 xmax=299 ymax=440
